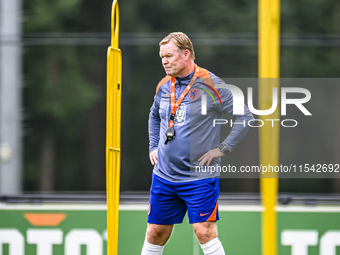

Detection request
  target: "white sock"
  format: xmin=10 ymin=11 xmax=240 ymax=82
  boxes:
xmin=200 ymin=238 xmax=226 ymax=255
xmin=141 ymin=240 xmax=164 ymax=255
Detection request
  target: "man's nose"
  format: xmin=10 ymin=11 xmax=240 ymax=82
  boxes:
xmin=162 ymin=58 xmax=168 ymax=65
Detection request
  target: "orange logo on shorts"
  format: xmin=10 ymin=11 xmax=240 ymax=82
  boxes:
xmin=189 ymin=88 xmax=199 ymax=100
xmin=200 ymin=212 xmax=211 ymax=217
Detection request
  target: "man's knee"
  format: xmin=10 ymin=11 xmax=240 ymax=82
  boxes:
xmin=146 ymin=224 xmax=174 ymax=246
xmin=193 ymin=222 xmax=218 ymax=244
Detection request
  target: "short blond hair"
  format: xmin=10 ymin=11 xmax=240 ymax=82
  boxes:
xmin=159 ymin=32 xmax=195 ymax=59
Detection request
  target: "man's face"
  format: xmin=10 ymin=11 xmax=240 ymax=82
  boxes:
xmin=159 ymin=40 xmax=188 ymax=77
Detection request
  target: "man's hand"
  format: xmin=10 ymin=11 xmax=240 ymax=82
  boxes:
xmin=198 ymin=148 xmax=225 ymax=166
xmin=149 ymin=149 xmax=158 ymax=165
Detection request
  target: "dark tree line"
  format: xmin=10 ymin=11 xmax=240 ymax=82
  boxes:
xmin=23 ymin=0 xmax=340 ymax=193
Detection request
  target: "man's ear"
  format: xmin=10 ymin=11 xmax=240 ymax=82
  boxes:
xmin=184 ymin=49 xmax=191 ymax=60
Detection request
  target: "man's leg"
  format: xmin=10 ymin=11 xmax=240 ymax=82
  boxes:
xmin=141 ymin=223 xmax=174 ymax=255
xmin=142 ymin=173 xmax=187 ymax=254
xmin=193 ymin=222 xmax=225 ymax=255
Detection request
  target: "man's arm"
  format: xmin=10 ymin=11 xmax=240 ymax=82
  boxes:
xmin=198 ymin=87 xmax=254 ymax=166
xmin=148 ymin=94 xmax=161 ymax=165
xmin=219 ymin=88 xmax=254 ymax=152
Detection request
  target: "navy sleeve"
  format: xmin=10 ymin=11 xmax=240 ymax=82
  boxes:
xmin=148 ymin=92 xmax=161 ymax=154
xmin=218 ymin=88 xmax=254 ymax=152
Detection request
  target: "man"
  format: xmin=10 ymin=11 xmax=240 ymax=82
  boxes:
xmin=141 ymin=32 xmax=254 ymax=255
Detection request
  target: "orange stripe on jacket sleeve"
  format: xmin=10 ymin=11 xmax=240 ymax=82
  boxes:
xmin=198 ymin=67 xmax=215 ymax=88
xmin=155 ymin=76 xmax=171 ymax=95
xmin=206 ymin=200 xmax=219 ymax=222
xmin=197 ymin=67 xmax=221 ymax=99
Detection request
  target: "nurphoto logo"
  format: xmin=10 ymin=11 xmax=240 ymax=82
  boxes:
xmin=201 ymin=84 xmax=312 ymax=128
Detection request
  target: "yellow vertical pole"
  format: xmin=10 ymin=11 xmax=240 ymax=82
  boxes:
xmin=106 ymin=1 xmax=122 ymax=254
xmin=258 ymin=0 xmax=280 ymax=254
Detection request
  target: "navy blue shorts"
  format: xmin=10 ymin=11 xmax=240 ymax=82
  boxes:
xmin=147 ymin=173 xmax=220 ymax=224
